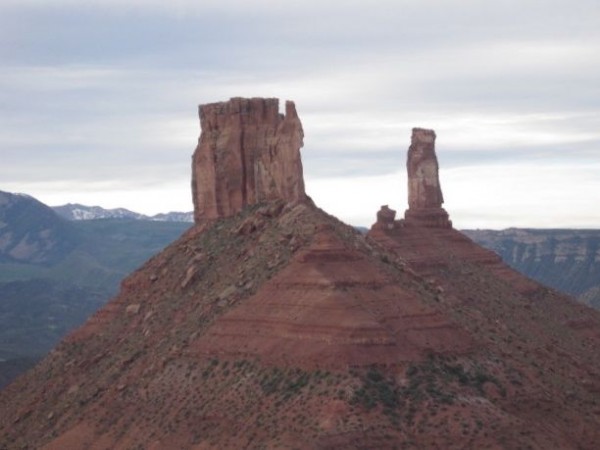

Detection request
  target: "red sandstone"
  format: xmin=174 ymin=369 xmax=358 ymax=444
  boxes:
xmin=191 ymin=97 xmax=306 ymax=222
xmin=404 ymin=127 xmax=451 ymax=228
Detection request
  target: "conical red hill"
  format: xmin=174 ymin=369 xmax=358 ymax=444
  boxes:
xmin=2 ymin=104 xmax=600 ymax=449
xmin=195 ymin=215 xmax=472 ymax=369
xmin=0 ymin=201 xmax=478 ymax=449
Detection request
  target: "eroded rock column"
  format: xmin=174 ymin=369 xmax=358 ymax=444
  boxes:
xmin=403 ymin=128 xmax=451 ymax=228
xmin=191 ymin=97 xmax=306 ymax=222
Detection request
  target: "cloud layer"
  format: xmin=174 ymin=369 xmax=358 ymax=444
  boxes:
xmin=1 ymin=0 xmax=599 ymax=228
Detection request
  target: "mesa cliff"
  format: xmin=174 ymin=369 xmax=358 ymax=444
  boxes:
xmin=464 ymin=228 xmax=600 ymax=309
xmin=2 ymin=99 xmax=600 ymax=449
xmin=191 ymin=97 xmax=306 ymax=222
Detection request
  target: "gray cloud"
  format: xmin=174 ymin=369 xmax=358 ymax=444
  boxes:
xmin=1 ymin=0 xmax=599 ymax=228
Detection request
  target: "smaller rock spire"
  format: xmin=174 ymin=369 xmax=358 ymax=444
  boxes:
xmin=404 ymin=128 xmax=451 ymax=228
xmin=372 ymin=128 xmax=452 ymax=231
xmin=407 ymin=128 xmax=444 ymax=209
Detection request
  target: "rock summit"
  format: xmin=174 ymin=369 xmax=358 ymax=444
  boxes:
xmin=191 ymin=97 xmax=306 ymax=222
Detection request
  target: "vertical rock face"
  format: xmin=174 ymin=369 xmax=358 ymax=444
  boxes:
xmin=406 ymin=128 xmax=443 ymax=209
xmin=404 ymin=128 xmax=451 ymax=228
xmin=191 ymin=97 xmax=306 ymax=222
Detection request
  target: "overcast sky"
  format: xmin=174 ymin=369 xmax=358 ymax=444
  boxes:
xmin=1 ymin=0 xmax=599 ymax=229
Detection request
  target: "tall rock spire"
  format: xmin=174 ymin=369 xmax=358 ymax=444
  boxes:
xmin=403 ymin=128 xmax=452 ymax=228
xmin=191 ymin=97 xmax=306 ymax=222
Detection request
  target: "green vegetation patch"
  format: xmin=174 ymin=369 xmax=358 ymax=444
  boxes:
xmin=349 ymin=356 xmax=506 ymax=425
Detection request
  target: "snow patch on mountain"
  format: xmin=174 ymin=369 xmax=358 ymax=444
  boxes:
xmin=52 ymin=204 xmax=193 ymax=223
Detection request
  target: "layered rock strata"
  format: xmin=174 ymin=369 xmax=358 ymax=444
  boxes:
xmin=404 ymin=128 xmax=451 ymax=228
xmin=191 ymin=97 xmax=306 ymax=222
xmin=196 ymin=217 xmax=472 ymax=369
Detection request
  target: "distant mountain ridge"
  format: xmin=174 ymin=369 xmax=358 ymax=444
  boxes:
xmin=52 ymin=203 xmax=194 ymax=222
xmin=0 ymin=190 xmax=191 ymax=388
xmin=0 ymin=191 xmax=78 ymax=264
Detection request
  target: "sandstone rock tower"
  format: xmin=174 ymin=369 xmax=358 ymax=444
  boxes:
xmin=403 ymin=128 xmax=452 ymax=228
xmin=373 ymin=127 xmax=452 ymax=230
xmin=191 ymin=97 xmax=306 ymax=222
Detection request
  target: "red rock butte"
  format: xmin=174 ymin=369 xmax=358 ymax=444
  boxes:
xmin=3 ymin=99 xmax=600 ymax=449
xmin=191 ymin=97 xmax=306 ymax=222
